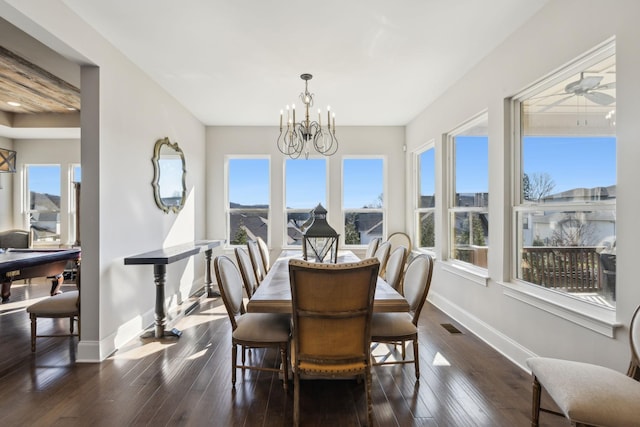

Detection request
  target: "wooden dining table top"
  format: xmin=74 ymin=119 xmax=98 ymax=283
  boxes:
xmin=246 ymin=250 xmax=410 ymax=314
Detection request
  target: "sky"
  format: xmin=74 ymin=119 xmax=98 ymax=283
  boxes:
xmin=229 ymin=158 xmax=383 ymax=209
xmin=30 ymin=136 xmax=615 ymax=205
xmin=420 ymin=136 xmax=616 ymax=197
xmin=27 ymin=165 xmax=61 ymax=195
xmin=26 ymin=164 xmax=81 ymax=196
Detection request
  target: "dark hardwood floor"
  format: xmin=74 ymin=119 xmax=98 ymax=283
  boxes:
xmin=0 ymin=279 xmax=568 ymax=426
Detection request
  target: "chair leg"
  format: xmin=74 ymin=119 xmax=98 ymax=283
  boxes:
xmin=279 ymin=344 xmax=289 ymax=391
xmin=413 ymin=338 xmax=420 ymax=380
xmin=30 ymin=313 xmax=37 ymax=352
xmin=531 ymin=376 xmax=541 ymax=427
xmin=231 ymin=344 xmax=237 ymax=387
xmin=365 ymin=368 xmax=373 ymax=426
xmin=69 ymin=316 xmax=75 ymax=334
xmin=293 ymin=372 xmax=300 ymax=427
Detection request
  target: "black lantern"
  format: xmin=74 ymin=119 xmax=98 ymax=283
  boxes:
xmin=302 ymin=203 xmax=339 ymax=263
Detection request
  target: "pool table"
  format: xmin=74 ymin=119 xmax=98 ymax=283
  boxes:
xmin=0 ymin=248 xmax=81 ymax=302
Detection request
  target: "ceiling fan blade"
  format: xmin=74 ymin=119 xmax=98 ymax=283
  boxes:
xmin=565 ymin=75 xmax=602 ymax=93
xmin=584 ymin=91 xmax=615 ymax=105
xmin=596 ymin=81 xmax=616 ymax=90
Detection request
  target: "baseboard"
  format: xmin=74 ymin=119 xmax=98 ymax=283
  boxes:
xmin=77 ymin=286 xmax=211 ymax=362
xmin=427 ymin=291 xmax=537 ymax=372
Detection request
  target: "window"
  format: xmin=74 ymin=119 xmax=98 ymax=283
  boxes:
xmin=26 ymin=164 xmax=61 ymax=243
xmin=513 ymin=43 xmax=616 ymax=309
xmin=447 ymin=114 xmax=489 ymax=268
xmin=342 ymin=158 xmax=384 ymax=246
xmin=415 ymin=145 xmax=435 ymax=251
xmin=285 ymin=158 xmax=327 ymax=246
xmin=227 ymin=158 xmax=270 ymax=246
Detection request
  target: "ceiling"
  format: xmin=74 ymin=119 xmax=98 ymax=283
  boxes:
xmin=0 ymin=1 xmax=616 ymax=139
xmin=55 ymin=0 xmax=550 ymax=126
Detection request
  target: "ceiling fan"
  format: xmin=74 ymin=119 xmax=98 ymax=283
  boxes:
xmin=537 ymin=72 xmax=616 ymax=111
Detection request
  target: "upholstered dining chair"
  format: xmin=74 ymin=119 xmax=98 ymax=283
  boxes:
xmin=234 ymin=247 xmax=259 ymax=298
xmin=0 ymin=229 xmax=32 ymax=284
xmin=526 ymin=305 xmax=640 ymax=427
xmin=371 ymin=254 xmax=433 ymax=379
xmin=26 ymin=263 xmax=80 ymax=352
xmin=374 ymin=241 xmax=391 ymax=277
xmin=247 ymin=239 xmax=267 ymax=284
xmin=214 ymin=255 xmax=290 ymax=390
xmin=0 ymin=228 xmax=31 ymax=249
xmin=288 ymin=258 xmax=380 ymax=427
xmin=256 ymin=236 xmax=270 ymax=273
xmin=384 ymin=246 xmax=408 ymax=292
xmin=364 ymin=237 xmax=381 ymax=259
xmin=387 ymin=231 xmax=411 ymax=253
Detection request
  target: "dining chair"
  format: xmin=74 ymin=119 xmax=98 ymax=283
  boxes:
xmin=0 ymin=228 xmax=31 ymax=248
xmin=384 ymin=246 xmax=408 ymax=292
xmin=247 ymin=239 xmax=267 ymax=283
xmin=374 ymin=241 xmax=391 ymax=277
xmin=387 ymin=231 xmax=412 ymax=253
xmin=234 ymin=247 xmax=259 ymax=298
xmin=526 ymin=304 xmax=640 ymax=427
xmin=288 ymin=258 xmax=380 ymax=427
xmin=214 ymin=255 xmax=290 ymax=390
xmin=371 ymin=254 xmax=433 ymax=379
xmin=26 ymin=262 xmax=80 ymax=352
xmin=364 ymin=237 xmax=381 ymax=259
xmin=256 ymin=236 xmax=270 ymax=273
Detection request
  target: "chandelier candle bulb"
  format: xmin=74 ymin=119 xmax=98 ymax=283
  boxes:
xmin=280 ymin=110 xmax=283 ymax=130
xmin=327 ymin=106 xmax=331 ymax=130
xmin=318 ymin=109 xmax=321 ymax=127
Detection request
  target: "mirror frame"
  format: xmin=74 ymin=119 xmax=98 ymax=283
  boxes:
xmin=152 ymin=137 xmax=187 ymax=213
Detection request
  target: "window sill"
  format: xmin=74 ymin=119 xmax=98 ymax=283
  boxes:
xmin=441 ymin=261 xmax=489 ymax=286
xmin=500 ymin=280 xmax=621 ymax=337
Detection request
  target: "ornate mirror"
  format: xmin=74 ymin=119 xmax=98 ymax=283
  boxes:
xmin=152 ymin=137 xmax=186 ymax=213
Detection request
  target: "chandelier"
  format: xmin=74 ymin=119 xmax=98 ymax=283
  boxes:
xmin=278 ymin=74 xmax=338 ymax=159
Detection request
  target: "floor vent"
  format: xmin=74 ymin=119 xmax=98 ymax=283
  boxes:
xmin=441 ymin=323 xmax=463 ymax=334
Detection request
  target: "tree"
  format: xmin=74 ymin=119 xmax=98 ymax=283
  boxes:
xmin=524 ymin=172 xmax=555 ymax=202
xmin=420 ymin=212 xmax=435 ymax=248
xmin=231 ymin=221 xmax=248 ymax=245
xmin=365 ymin=193 xmax=383 ymax=209
xmin=550 ymin=214 xmax=595 ymax=247
xmin=344 ymin=212 xmax=360 ymax=244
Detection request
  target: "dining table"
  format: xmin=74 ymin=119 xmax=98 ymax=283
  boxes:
xmin=246 ymin=250 xmax=409 ymax=314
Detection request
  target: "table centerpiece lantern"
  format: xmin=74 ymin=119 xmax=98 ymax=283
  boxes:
xmin=302 ymin=203 xmax=339 ymax=263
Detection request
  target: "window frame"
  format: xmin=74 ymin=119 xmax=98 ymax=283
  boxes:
xmin=23 ymin=163 xmax=62 ymax=246
xmin=225 ymin=155 xmax=271 ymax=248
xmin=506 ymin=39 xmax=618 ymax=335
xmin=445 ymin=112 xmax=490 ymax=275
xmin=413 ymin=141 xmax=436 ymax=255
xmin=283 ymin=157 xmax=330 ymax=249
xmin=341 ymin=156 xmax=385 ymax=249
xmin=68 ymin=163 xmax=81 ymax=246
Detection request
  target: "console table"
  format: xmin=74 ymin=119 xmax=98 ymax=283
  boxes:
xmin=124 ymin=240 xmax=222 ymax=339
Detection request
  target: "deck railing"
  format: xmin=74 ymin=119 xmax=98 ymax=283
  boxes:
xmin=521 ymin=246 xmax=605 ymax=292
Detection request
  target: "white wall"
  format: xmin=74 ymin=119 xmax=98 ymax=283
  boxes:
xmin=0 ymin=0 xmax=207 ymax=361
xmin=406 ymin=0 xmax=640 ymax=371
xmin=206 ymin=126 xmax=405 ymax=257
